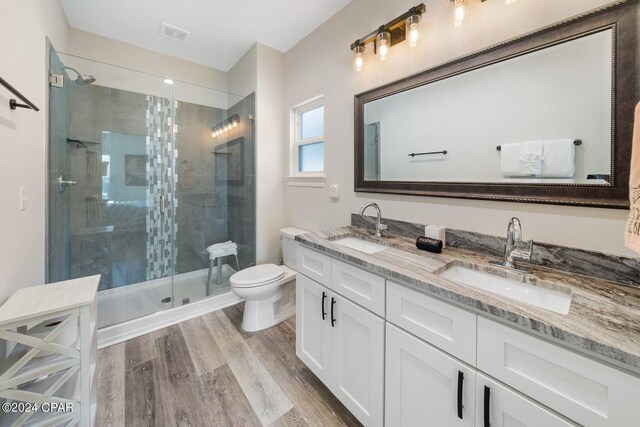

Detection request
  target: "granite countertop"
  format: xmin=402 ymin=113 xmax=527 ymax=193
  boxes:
xmin=297 ymin=226 xmax=640 ymax=374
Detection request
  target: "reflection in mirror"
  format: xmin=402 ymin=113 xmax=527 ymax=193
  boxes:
xmin=363 ymin=29 xmax=613 ymax=185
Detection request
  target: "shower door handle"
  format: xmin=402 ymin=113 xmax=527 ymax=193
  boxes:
xmin=58 ymin=174 xmax=77 ymax=193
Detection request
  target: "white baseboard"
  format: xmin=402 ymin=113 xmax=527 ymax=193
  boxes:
xmin=97 ymin=291 xmax=242 ymax=349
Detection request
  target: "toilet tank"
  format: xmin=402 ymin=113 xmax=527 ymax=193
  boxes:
xmin=280 ymin=227 xmax=309 ymax=269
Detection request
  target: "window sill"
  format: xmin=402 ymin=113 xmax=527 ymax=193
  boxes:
xmin=286 ymin=175 xmax=326 ymax=188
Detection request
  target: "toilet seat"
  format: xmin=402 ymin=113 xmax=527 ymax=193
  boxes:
xmin=230 ymin=264 xmax=285 ymax=288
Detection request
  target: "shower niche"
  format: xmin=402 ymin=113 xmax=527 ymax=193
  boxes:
xmin=47 ymin=48 xmax=256 ymax=328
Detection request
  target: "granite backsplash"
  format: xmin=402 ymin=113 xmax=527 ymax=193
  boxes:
xmin=352 ymin=214 xmax=640 ymax=287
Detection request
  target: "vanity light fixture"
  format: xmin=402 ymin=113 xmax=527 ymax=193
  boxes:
xmin=350 ymin=3 xmax=426 ymax=69
xmin=211 ymin=114 xmax=240 ymax=138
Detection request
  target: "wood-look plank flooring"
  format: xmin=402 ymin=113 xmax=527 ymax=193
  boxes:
xmin=96 ymin=302 xmax=362 ymax=427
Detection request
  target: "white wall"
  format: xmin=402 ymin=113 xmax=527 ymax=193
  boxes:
xmin=283 ymin=0 xmax=636 ymax=256
xmin=0 ymin=0 xmax=71 ymax=302
xmin=228 ymin=45 xmax=258 ymax=98
xmin=256 ymin=44 xmax=286 ymax=263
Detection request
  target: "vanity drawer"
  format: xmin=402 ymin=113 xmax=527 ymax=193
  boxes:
xmin=386 ymin=282 xmax=477 ymax=365
xmin=297 ymin=246 xmax=332 ymax=287
xmin=331 ymin=259 xmax=385 ymax=316
xmin=477 ymin=317 xmax=640 ymax=427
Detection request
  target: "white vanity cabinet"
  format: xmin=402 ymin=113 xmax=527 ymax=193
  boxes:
xmin=295 ymin=245 xmax=640 ymax=427
xmin=385 ymin=323 xmax=476 ymax=427
xmin=296 ymin=273 xmax=384 ymax=427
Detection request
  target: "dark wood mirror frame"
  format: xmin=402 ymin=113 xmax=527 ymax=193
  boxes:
xmin=354 ymin=0 xmax=638 ymax=209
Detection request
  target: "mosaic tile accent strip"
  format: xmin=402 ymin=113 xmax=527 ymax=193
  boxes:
xmin=145 ymin=96 xmax=178 ymax=280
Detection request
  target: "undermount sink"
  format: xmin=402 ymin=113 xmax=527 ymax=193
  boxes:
xmin=333 ymin=237 xmax=388 ymax=254
xmin=438 ymin=264 xmax=572 ymax=315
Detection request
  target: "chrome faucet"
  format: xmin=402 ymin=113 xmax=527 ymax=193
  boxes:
xmin=359 ymin=202 xmax=388 ymax=238
xmin=491 ymin=217 xmax=534 ymax=272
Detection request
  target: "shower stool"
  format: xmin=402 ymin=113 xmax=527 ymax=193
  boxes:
xmin=206 ymin=245 xmax=240 ymax=296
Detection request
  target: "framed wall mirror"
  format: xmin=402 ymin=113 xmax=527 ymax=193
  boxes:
xmin=354 ymin=0 xmax=638 ymax=208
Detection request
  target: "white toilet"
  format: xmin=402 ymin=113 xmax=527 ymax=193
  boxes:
xmin=230 ymin=227 xmax=307 ymax=332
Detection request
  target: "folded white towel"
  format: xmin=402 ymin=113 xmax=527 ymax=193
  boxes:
xmin=208 ymin=246 xmax=238 ymax=260
xmin=207 ymin=241 xmax=236 ymax=251
xmin=541 ymin=139 xmax=575 ymax=178
xmin=207 ymin=241 xmax=237 ymax=259
xmin=500 ymin=141 xmax=543 ymax=177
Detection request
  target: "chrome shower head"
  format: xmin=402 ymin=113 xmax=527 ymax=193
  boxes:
xmin=61 ymin=66 xmax=96 ymax=85
xmin=75 ymin=75 xmax=96 ymax=85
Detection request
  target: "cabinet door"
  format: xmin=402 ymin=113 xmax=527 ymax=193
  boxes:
xmin=385 ymin=323 xmax=475 ymax=427
xmin=330 ymin=293 xmax=384 ymax=427
xmin=296 ymin=274 xmax=331 ymax=385
xmin=476 ymin=373 xmax=576 ymax=427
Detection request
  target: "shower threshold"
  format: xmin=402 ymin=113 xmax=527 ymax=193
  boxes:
xmin=97 ymin=265 xmax=237 ymax=326
xmin=97 ymin=266 xmax=240 ymax=348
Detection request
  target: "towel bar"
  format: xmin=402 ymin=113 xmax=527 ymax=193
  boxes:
xmin=408 ymin=150 xmax=448 ymax=157
xmin=67 ymin=138 xmax=100 ymax=149
xmin=0 ymin=76 xmax=39 ymax=112
xmin=496 ymin=139 xmax=582 ymax=151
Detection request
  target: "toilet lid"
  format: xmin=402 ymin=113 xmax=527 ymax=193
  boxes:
xmin=230 ymin=264 xmax=285 ymax=287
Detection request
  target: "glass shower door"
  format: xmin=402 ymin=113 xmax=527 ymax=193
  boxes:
xmin=47 ymin=51 xmax=177 ymax=328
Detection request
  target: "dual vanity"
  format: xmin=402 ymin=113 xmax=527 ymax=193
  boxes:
xmin=294 ymin=217 xmax=640 ymax=427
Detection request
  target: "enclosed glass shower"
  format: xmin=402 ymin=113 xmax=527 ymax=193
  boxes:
xmin=47 ymin=48 xmax=256 ymax=328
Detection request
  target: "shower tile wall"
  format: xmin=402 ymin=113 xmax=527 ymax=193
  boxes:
xmin=225 ymin=94 xmax=256 ymax=269
xmin=67 ymin=85 xmax=148 ymax=290
xmin=174 ymin=94 xmax=255 ymax=273
xmin=47 ymin=50 xmax=72 ymax=284
xmin=175 ymin=101 xmax=227 ymax=274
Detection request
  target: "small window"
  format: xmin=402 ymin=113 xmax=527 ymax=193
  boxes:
xmin=292 ymin=97 xmax=324 ymax=175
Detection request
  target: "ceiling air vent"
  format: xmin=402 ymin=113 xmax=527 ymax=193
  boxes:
xmin=160 ymin=23 xmax=191 ymax=43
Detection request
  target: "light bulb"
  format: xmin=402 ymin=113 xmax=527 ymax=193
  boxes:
xmin=453 ymin=0 xmax=466 ymax=28
xmin=406 ymin=14 xmax=421 ymax=48
xmin=376 ymin=31 xmax=390 ymax=61
xmin=505 ymin=0 xmax=517 ymax=4
xmin=352 ymin=44 xmax=365 ymax=72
